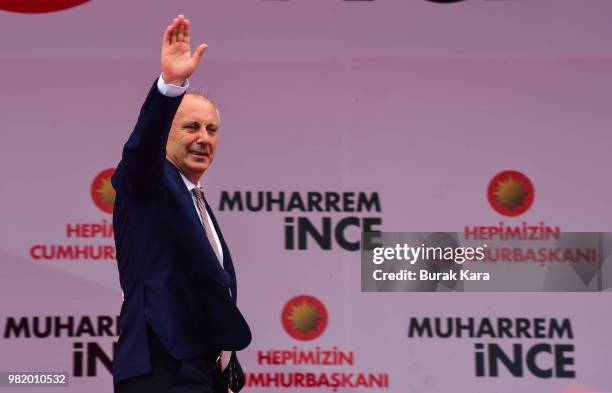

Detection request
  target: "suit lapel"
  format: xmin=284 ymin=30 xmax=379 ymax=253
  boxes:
xmin=204 ymin=200 xmax=238 ymax=303
xmin=163 ymin=161 xmax=230 ymax=288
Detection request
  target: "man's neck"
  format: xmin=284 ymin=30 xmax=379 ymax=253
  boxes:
xmin=180 ymin=171 xmax=202 ymax=188
xmin=184 ymin=172 xmax=201 ymax=186
xmin=166 ymin=156 xmax=203 ymax=186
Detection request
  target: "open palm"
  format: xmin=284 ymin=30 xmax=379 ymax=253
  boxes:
xmin=161 ymin=15 xmax=208 ymax=84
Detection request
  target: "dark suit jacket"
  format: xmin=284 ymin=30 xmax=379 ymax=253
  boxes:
xmin=111 ymin=81 xmax=251 ymax=385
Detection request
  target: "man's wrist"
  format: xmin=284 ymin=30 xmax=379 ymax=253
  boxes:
xmin=157 ymin=73 xmax=189 ymax=97
xmin=161 ymin=73 xmax=186 ymax=87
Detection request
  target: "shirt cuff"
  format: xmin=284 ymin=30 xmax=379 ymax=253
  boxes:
xmin=157 ymin=74 xmax=189 ymax=97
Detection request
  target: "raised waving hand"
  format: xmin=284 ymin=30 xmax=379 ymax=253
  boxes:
xmin=161 ymin=15 xmax=208 ymax=85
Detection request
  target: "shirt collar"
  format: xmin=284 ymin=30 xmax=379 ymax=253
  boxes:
xmin=180 ymin=173 xmax=201 ymax=192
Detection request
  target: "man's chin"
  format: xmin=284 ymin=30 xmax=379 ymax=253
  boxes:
xmin=186 ymin=161 xmax=210 ymax=174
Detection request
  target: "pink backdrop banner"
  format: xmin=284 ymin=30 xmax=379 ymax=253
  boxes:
xmin=1 ymin=1 xmax=611 ymax=392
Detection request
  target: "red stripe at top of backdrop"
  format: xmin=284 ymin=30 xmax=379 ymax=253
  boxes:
xmin=0 ymin=0 xmax=90 ymax=13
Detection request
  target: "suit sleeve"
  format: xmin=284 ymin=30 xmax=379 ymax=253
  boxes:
xmin=112 ymin=80 xmax=184 ymax=198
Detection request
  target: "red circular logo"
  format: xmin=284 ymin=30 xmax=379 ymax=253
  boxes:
xmin=487 ymin=170 xmax=534 ymax=216
xmin=0 ymin=0 xmax=90 ymax=13
xmin=91 ymin=168 xmax=116 ymax=214
xmin=281 ymin=295 xmax=328 ymax=341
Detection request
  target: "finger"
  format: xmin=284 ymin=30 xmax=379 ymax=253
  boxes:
xmin=176 ymin=14 xmax=185 ymax=42
xmin=192 ymin=43 xmax=208 ymax=65
xmin=162 ymin=24 xmax=173 ymax=48
xmin=170 ymin=18 xmax=179 ymax=45
xmin=184 ymin=19 xmax=190 ymax=45
xmin=177 ymin=20 xmax=185 ymax=42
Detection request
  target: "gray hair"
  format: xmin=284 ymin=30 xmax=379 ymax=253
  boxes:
xmin=185 ymin=87 xmax=221 ymax=125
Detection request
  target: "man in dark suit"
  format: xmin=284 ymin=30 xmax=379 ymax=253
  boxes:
xmin=112 ymin=15 xmax=251 ymax=393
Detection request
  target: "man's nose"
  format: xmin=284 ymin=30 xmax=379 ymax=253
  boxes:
xmin=195 ymin=129 xmax=212 ymax=144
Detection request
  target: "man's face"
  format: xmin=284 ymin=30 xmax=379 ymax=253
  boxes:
xmin=166 ymin=95 xmax=219 ymax=182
